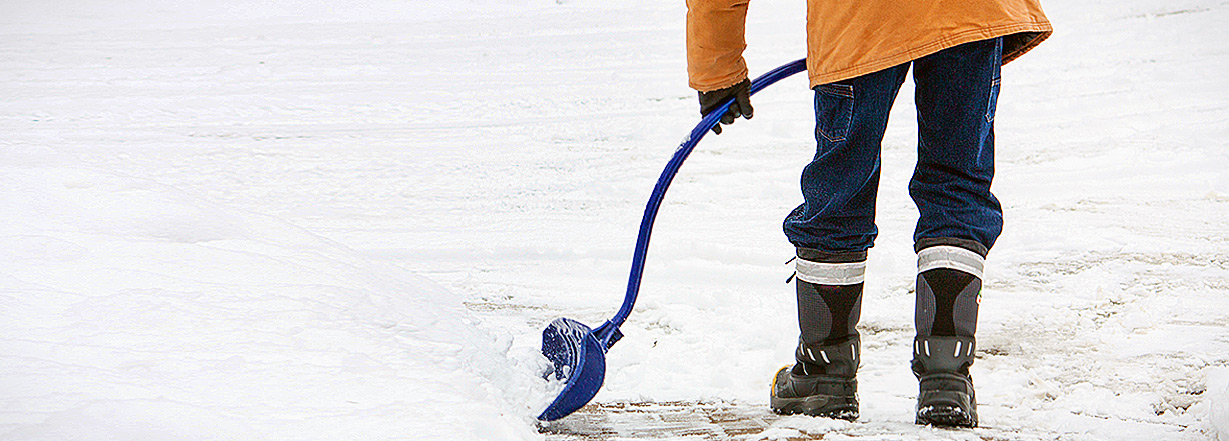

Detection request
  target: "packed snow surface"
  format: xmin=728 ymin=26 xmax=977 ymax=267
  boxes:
xmin=1 ymin=0 xmax=1227 ymax=440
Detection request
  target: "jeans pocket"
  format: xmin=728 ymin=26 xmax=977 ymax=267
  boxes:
xmin=815 ymin=83 xmax=854 ymax=143
xmin=985 ymin=77 xmax=1001 ymax=122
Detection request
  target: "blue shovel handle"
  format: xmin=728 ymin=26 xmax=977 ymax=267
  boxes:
xmin=535 ymin=59 xmax=809 ymax=422
xmin=595 ymin=58 xmax=808 ymax=346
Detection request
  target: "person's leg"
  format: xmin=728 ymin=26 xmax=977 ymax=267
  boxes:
xmin=908 ymin=36 xmax=1004 ymax=428
xmin=773 ymin=63 xmax=909 ymax=420
xmin=783 ymin=64 xmax=910 ymax=253
xmin=910 ymin=36 xmax=1003 ymax=250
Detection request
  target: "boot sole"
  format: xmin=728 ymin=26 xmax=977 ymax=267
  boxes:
xmin=917 ymin=404 xmax=976 ymax=427
xmin=771 ymin=394 xmax=859 ymax=421
xmin=916 ymin=380 xmax=977 ymax=428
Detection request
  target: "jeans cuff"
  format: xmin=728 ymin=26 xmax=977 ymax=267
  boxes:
xmin=796 ymin=247 xmax=868 ymax=263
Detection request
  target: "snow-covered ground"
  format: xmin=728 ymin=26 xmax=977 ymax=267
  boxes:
xmin=1 ymin=0 xmax=1227 ymax=440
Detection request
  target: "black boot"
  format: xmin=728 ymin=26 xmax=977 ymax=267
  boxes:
xmin=912 ymin=335 xmax=978 ymax=427
xmin=772 ymin=248 xmax=865 ymax=420
xmin=912 ymin=239 xmax=986 ymax=427
xmin=771 ymin=336 xmax=860 ymax=420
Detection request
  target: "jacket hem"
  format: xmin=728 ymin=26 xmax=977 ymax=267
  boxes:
xmin=807 ymin=22 xmax=1053 ymax=87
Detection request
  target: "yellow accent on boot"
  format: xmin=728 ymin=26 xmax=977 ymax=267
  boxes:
xmin=771 ymin=365 xmax=791 ymax=391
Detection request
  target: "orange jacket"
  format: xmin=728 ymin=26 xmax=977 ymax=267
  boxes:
xmin=686 ymin=0 xmax=1052 ymax=90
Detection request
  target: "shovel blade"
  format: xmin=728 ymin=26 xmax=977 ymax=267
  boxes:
xmin=537 ymin=317 xmax=607 ymax=421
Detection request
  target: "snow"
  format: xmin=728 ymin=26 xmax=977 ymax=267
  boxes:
xmin=0 ymin=167 xmax=546 ymax=439
xmin=1 ymin=0 xmax=1227 ymax=440
xmin=1210 ymin=369 xmax=1229 ymax=440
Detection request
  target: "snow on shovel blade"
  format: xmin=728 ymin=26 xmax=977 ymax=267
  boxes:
xmin=537 ymin=317 xmax=609 ymax=421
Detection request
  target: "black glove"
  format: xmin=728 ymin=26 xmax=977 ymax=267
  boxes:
xmin=698 ymin=78 xmax=753 ymax=135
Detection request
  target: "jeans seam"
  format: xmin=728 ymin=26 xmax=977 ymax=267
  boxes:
xmin=984 ymin=78 xmax=1001 ymax=123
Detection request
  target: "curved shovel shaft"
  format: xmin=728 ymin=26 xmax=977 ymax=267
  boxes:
xmin=537 ymin=59 xmax=808 ymax=422
xmin=611 ymin=58 xmax=808 ymax=328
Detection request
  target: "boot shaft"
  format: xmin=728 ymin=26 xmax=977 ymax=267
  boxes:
xmin=914 ymin=241 xmax=986 ymax=338
xmin=794 ymin=247 xmax=866 ymax=347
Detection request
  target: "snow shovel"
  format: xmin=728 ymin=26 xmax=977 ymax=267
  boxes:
xmin=537 ymin=58 xmax=808 ymax=421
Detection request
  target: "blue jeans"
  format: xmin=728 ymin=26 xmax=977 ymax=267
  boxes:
xmin=784 ymin=37 xmax=1004 ymax=253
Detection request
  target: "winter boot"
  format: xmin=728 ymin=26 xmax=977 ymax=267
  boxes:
xmin=913 ymin=335 xmax=977 ymax=427
xmin=771 ymin=248 xmax=865 ymax=420
xmin=771 ymin=336 xmax=860 ymax=419
xmin=912 ymin=239 xmax=986 ymax=427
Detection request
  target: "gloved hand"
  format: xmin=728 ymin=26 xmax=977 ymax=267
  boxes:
xmin=698 ymin=78 xmax=753 ymax=135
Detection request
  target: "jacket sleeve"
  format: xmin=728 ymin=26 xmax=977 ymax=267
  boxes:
xmin=686 ymin=0 xmax=750 ymax=92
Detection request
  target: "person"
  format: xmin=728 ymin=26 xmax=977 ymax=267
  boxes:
xmin=685 ymin=0 xmax=1052 ymax=428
